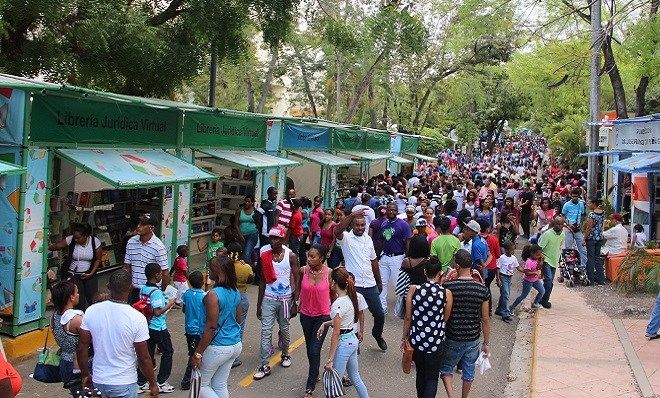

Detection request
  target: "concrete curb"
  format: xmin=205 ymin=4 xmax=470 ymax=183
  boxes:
xmin=503 ymin=309 xmax=535 ymax=398
xmin=612 ymin=318 xmax=655 ymax=398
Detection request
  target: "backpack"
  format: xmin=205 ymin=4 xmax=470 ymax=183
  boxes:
xmin=132 ymin=287 xmax=159 ymax=322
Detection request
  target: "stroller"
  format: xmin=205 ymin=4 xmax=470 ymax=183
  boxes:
xmin=557 ymin=248 xmax=589 ymax=287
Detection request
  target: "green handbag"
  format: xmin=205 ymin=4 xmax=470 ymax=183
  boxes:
xmin=32 ymin=320 xmax=62 ymax=383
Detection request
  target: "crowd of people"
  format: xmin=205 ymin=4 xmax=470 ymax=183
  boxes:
xmin=22 ymin=132 xmax=658 ymax=398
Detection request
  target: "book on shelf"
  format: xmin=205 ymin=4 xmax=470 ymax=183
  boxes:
xmin=97 ymin=232 xmax=113 ymax=247
xmin=78 ymin=192 xmax=91 ymax=208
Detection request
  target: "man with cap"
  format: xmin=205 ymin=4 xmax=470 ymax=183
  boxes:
xmin=254 ymin=226 xmax=300 ymax=380
xmin=462 ymin=220 xmax=490 ymax=278
xmin=601 ymin=213 xmax=628 ymax=256
xmin=352 ymin=193 xmax=376 ymax=226
xmin=124 ymin=214 xmax=169 ymax=303
xmin=398 ymin=205 xmax=418 ymax=231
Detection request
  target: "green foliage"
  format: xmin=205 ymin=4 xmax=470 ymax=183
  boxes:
xmin=0 ymin=0 xmax=299 ymax=97
xmin=616 ymin=248 xmax=660 ymax=295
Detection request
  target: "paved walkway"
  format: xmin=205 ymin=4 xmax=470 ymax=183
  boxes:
xmin=532 ymin=283 xmax=658 ymax=398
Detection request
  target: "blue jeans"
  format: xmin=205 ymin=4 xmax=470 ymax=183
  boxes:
xmin=439 ymin=339 xmax=480 ymax=382
xmin=355 ymin=286 xmax=385 ymax=340
xmin=586 ymin=239 xmax=604 ymax=284
xmin=60 ymin=359 xmax=80 ymax=396
xmin=328 ymin=248 xmax=343 ymax=269
xmin=300 ymin=313 xmax=330 ymax=391
xmin=243 ymin=233 xmax=259 ymax=264
xmin=541 ymin=263 xmax=556 ymax=303
xmin=311 ymin=232 xmax=321 ymax=245
xmin=497 ymin=274 xmax=512 ymax=317
xmin=93 ymin=383 xmax=138 ymax=398
xmin=646 ymin=294 xmax=660 ymax=337
xmin=333 ymin=334 xmax=369 ymax=398
xmin=564 ymin=229 xmax=587 ymax=267
xmin=510 ymin=280 xmax=545 ymax=309
xmin=199 ymin=342 xmax=242 ymax=398
xmin=413 ymin=349 xmax=443 ymax=398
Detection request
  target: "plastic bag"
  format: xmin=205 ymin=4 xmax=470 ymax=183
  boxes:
xmin=188 ymin=368 xmax=201 ymax=398
xmin=475 ymin=351 xmax=491 ymax=375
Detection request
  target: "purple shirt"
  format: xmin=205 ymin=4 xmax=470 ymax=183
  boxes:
xmin=377 ymin=218 xmax=413 ymax=255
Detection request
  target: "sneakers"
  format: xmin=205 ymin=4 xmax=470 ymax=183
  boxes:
xmin=375 ymin=336 xmax=388 ymax=351
xmin=502 ymin=316 xmax=513 ymax=323
xmin=158 ymin=382 xmax=175 ymax=393
xmin=540 ymin=301 xmax=552 ymax=309
xmin=253 ymin=365 xmax=271 ymax=380
xmin=281 ymin=355 xmax=292 ymax=367
xmin=531 ymin=303 xmax=541 ymax=309
xmin=342 ymin=376 xmax=353 ymax=387
xmin=232 ymin=358 xmax=242 ymax=369
xmin=138 ymin=382 xmax=150 ymax=392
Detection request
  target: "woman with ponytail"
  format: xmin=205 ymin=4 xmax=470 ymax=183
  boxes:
xmin=226 ymin=242 xmax=254 ymax=368
xmin=318 ymin=267 xmax=370 ymax=398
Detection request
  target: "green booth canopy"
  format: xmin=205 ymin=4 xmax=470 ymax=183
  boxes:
xmin=338 ymin=151 xmax=391 ymax=162
xmin=289 ymin=151 xmax=358 ymax=167
xmin=406 ymin=152 xmax=436 ymax=162
xmin=56 ymin=148 xmax=217 ymax=188
xmin=197 ymin=149 xmax=299 ymax=170
xmin=0 ymin=160 xmax=26 ymax=176
xmin=389 ymin=155 xmax=414 ymax=164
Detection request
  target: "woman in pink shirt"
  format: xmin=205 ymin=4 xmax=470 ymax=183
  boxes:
xmin=296 ymin=244 xmax=332 ymax=397
xmin=309 ymin=196 xmax=324 ymax=245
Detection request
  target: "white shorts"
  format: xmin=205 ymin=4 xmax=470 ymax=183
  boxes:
xmin=174 ymin=281 xmax=189 ymax=303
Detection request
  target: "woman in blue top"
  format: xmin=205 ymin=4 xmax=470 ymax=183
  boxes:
xmin=236 ymin=195 xmax=259 ymax=265
xmin=191 ymin=255 xmax=242 ymax=398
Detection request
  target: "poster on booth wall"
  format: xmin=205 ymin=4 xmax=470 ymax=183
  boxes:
xmin=0 ymin=147 xmax=21 ymax=317
xmin=161 ymin=186 xmax=175 ymax=267
xmin=0 ymin=88 xmax=26 ymax=145
xmin=18 ymin=148 xmax=48 ymax=324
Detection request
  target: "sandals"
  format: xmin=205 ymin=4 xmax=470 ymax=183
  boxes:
xmin=304 ymin=389 xmax=314 ymax=397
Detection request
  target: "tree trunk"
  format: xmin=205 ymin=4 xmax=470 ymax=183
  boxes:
xmin=257 ymin=47 xmax=278 ymax=113
xmin=420 ymin=100 xmax=433 ymax=130
xmin=601 ymin=36 xmax=627 ymax=119
xmin=245 ymin=77 xmax=255 ymax=112
xmin=382 ymin=95 xmax=389 ymax=129
xmin=343 ymin=49 xmax=387 ymax=123
xmin=294 ymin=46 xmax=318 ymax=118
xmin=635 ymin=76 xmax=649 ymax=117
xmin=335 ymin=52 xmax=341 ymax=121
xmin=368 ymin=81 xmax=377 ymax=128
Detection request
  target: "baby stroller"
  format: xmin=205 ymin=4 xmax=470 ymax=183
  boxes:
xmin=557 ymin=248 xmax=589 ymax=287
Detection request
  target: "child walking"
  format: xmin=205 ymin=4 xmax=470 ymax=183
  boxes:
xmin=227 ymin=242 xmax=254 ymax=368
xmin=180 ymin=271 xmax=206 ymax=390
xmin=172 ymin=245 xmax=189 ymax=306
xmin=509 ymin=244 xmax=545 ymax=312
xmin=205 ymin=227 xmax=225 ymax=289
xmin=137 ymin=263 xmax=177 ymax=393
xmin=496 ymin=242 xmax=519 ymax=323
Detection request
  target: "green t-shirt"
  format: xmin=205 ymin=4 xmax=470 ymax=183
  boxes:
xmin=539 ymin=229 xmax=565 ymax=268
xmin=430 ymin=234 xmax=461 ymax=272
xmin=207 ymin=240 xmax=225 ymax=262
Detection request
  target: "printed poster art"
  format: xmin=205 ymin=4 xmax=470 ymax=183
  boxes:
xmin=177 ymin=149 xmax=193 ymax=248
xmin=18 ymin=147 xmax=48 ymax=323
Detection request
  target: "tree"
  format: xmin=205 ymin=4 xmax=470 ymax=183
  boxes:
xmin=0 ymin=0 xmax=300 ymax=97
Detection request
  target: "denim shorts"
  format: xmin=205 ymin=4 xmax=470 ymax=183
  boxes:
xmin=439 ymin=339 xmax=481 ymax=382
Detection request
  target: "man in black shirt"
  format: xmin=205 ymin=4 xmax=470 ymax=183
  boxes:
xmin=519 ymin=182 xmax=535 ymax=238
xmin=257 ymin=186 xmax=278 ymax=247
xmin=440 ymin=249 xmax=490 ymax=398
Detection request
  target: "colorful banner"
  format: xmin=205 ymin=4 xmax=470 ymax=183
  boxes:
xmin=18 ymin=147 xmax=49 ymax=323
xmin=366 ymin=132 xmax=391 ymax=152
xmin=161 ymin=185 xmax=175 ymax=268
xmin=0 ymin=147 xmax=21 ymax=317
xmin=30 ymin=94 xmax=180 ymax=147
xmin=0 ymin=88 xmax=26 ymax=145
xmin=331 ymin=128 xmax=365 ymax=150
xmin=182 ymin=111 xmax=267 ymax=149
xmin=282 ymin=123 xmax=330 ymax=149
xmin=177 ymin=149 xmax=192 ymax=249
xmin=56 ymin=149 xmax=217 ymax=188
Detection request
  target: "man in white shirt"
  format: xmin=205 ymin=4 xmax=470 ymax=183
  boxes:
xmin=77 ymin=270 xmax=158 ymax=398
xmin=453 ymin=181 xmax=466 ymax=211
xmin=352 ymin=193 xmax=376 ymax=226
xmin=601 ymin=213 xmax=629 ymax=256
xmin=335 ymin=210 xmax=387 ymax=351
xmin=124 ymin=214 xmax=169 ymax=304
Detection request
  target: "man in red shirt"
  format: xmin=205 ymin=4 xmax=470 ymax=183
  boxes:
xmin=478 ymin=219 xmax=501 ymax=316
xmin=275 ymin=188 xmax=296 ymax=229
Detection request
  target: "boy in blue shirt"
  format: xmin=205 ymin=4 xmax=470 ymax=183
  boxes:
xmin=137 ymin=263 xmax=177 ymax=393
xmin=180 ymin=271 xmax=206 ymax=390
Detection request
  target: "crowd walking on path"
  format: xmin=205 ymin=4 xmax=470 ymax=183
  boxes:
xmin=28 ymin=132 xmax=658 ymax=398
